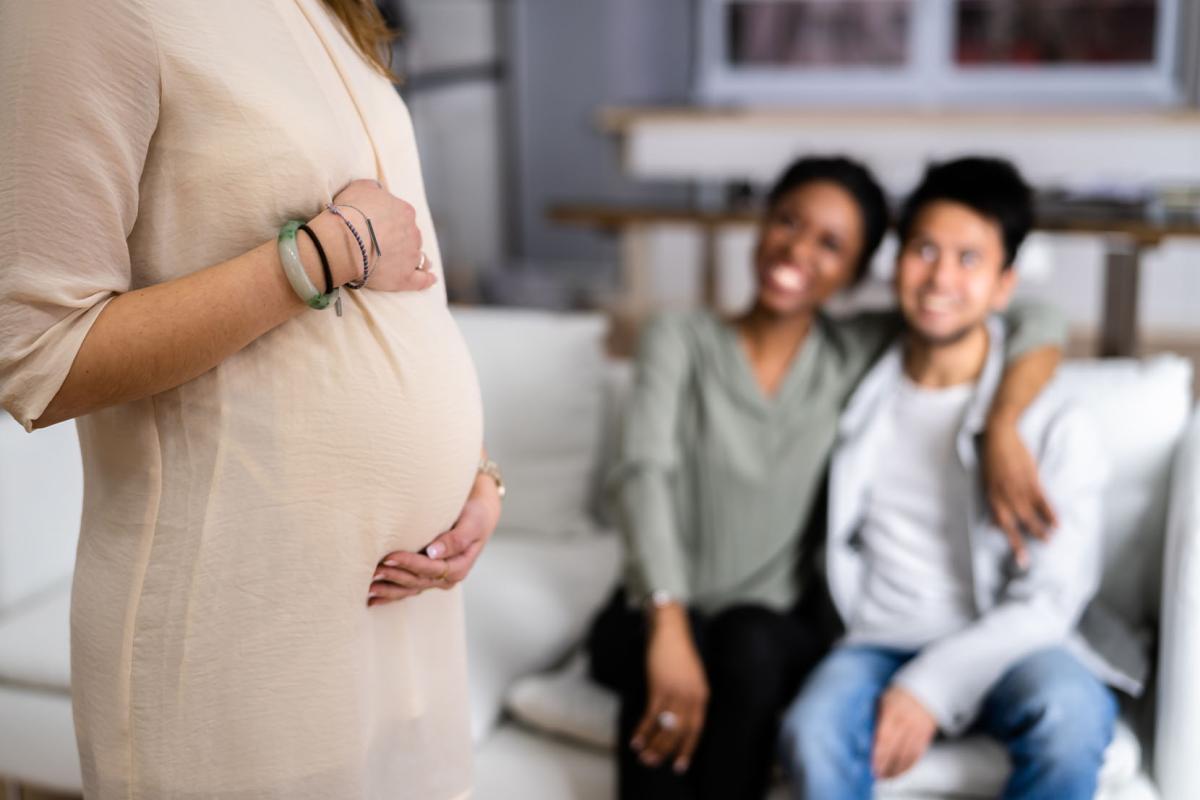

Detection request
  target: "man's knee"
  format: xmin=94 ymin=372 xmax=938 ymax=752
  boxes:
xmin=778 ymin=683 xmax=877 ymax=800
xmin=779 ymin=689 xmax=846 ymax=765
xmin=991 ymin=649 xmax=1118 ymax=762
xmin=778 ymin=655 xmax=880 ymax=765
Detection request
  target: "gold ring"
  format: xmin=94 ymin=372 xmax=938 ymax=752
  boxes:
xmin=438 ymin=565 xmax=450 ymax=582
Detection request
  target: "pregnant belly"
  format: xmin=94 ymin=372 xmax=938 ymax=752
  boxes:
xmin=199 ymin=296 xmax=484 ymax=562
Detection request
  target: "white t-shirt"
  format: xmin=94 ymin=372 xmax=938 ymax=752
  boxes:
xmin=846 ymin=376 xmax=978 ymax=650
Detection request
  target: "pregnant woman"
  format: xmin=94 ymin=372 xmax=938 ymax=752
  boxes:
xmin=0 ymin=2 xmax=499 ymax=798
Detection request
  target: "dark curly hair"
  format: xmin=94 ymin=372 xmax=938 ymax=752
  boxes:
xmin=765 ymin=156 xmax=890 ymax=285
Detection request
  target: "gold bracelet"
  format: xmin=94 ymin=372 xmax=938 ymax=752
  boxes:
xmin=477 ymin=457 xmax=506 ymax=499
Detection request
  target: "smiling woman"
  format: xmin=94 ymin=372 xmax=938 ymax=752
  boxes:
xmin=753 ymin=158 xmax=889 ymax=320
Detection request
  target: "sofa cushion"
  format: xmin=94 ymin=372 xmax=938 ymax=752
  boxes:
xmin=881 ymin=716 xmax=1142 ymax=797
xmin=452 ymin=307 xmax=608 ymax=538
xmin=474 ymin=718 xmax=1157 ymax=800
xmin=1056 ymin=356 xmax=1193 ymax=628
xmin=0 ymin=686 xmax=81 ymax=793
xmin=464 ymin=531 xmax=621 ymax=744
xmin=506 ymin=651 xmax=614 ymax=751
xmin=0 ymin=415 xmax=82 ymax=614
xmin=505 ymin=655 xmax=1142 ymax=797
xmin=472 ymin=723 xmax=619 ymax=800
xmin=0 ymin=579 xmax=71 ymax=691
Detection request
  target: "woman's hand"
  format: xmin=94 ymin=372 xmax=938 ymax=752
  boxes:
xmin=310 ymin=179 xmax=437 ymax=293
xmin=982 ymin=416 xmax=1058 ymax=569
xmin=368 ymin=472 xmax=502 ymax=607
xmin=631 ymin=605 xmax=709 ymax=775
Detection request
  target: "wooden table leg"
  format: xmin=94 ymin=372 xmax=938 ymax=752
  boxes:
xmin=618 ymin=223 xmax=653 ymax=315
xmin=1099 ymin=238 xmax=1142 ymax=358
xmin=700 ymin=222 xmax=719 ymax=309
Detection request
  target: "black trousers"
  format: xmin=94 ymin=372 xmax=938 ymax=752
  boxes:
xmin=586 ymin=589 xmax=834 ymax=800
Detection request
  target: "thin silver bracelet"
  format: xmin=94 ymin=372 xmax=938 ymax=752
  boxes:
xmin=326 ymin=204 xmax=371 ymax=288
xmin=339 ymin=204 xmax=383 ymax=260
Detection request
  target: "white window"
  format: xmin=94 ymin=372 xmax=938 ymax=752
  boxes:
xmin=697 ymin=0 xmax=1183 ymax=107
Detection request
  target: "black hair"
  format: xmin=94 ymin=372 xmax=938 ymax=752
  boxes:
xmin=897 ymin=157 xmax=1034 ymax=269
xmin=764 ymin=155 xmax=890 ymax=285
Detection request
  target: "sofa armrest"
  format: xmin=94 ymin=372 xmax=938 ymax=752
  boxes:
xmin=1155 ymin=402 xmax=1200 ymax=798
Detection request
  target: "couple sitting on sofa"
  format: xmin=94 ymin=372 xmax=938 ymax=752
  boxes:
xmin=587 ymin=156 xmax=1144 ymax=799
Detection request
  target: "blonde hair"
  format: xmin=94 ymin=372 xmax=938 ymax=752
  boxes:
xmin=321 ymin=0 xmax=399 ymax=81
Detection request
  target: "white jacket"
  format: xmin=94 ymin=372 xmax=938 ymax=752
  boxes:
xmin=826 ymin=318 xmax=1147 ymax=735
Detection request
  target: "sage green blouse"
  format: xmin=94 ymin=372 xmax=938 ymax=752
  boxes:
xmin=614 ymin=305 xmax=1065 ymax=614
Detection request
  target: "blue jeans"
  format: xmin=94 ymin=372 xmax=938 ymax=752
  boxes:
xmin=778 ymin=645 xmax=1118 ymax=800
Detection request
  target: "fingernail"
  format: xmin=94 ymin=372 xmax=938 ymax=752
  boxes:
xmin=373 ymin=572 xmax=384 ymax=581
xmin=674 ymin=761 xmax=689 ymax=774
xmin=426 ymin=544 xmax=442 ymax=559
xmin=383 ymin=560 xmax=398 ymax=568
xmin=630 ymin=739 xmax=643 ymax=752
xmin=368 ymin=592 xmax=379 ymax=600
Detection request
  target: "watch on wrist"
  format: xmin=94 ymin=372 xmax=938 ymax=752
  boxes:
xmin=647 ymin=589 xmax=675 ymax=610
xmin=477 ymin=457 xmax=506 ymax=499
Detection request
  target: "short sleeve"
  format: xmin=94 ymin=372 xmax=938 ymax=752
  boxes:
xmin=0 ymin=0 xmax=160 ymax=430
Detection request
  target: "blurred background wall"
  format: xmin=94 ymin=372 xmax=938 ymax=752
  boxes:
xmin=386 ymin=0 xmax=1200 ymax=382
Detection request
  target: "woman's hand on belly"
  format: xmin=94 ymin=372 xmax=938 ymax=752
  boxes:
xmin=367 ymin=472 xmax=502 ymax=607
xmin=328 ymin=180 xmax=439 ymax=292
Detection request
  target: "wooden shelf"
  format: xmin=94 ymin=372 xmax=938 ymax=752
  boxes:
xmin=599 ymin=105 xmax=1200 ymax=133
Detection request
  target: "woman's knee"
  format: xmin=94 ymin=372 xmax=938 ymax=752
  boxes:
xmin=706 ymin=605 xmax=806 ymax=689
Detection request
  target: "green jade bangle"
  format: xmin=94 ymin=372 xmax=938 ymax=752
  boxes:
xmin=277 ymin=220 xmax=337 ymax=311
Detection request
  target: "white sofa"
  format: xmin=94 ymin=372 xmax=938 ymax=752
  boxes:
xmin=1 ymin=307 xmax=1198 ymax=800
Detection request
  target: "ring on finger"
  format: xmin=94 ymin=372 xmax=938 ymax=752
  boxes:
xmin=437 ymin=564 xmax=450 ymax=582
xmin=656 ymin=710 xmax=679 ymax=732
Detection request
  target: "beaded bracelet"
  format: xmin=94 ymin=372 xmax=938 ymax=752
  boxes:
xmin=326 ymin=204 xmax=372 ymax=289
xmin=277 ymin=220 xmax=337 ymax=312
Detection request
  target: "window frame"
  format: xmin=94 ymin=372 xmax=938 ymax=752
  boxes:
xmin=695 ymin=0 xmax=1184 ymax=108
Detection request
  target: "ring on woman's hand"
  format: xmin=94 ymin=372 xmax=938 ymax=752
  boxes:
xmin=656 ymin=710 xmax=679 ymax=731
xmin=416 ymin=251 xmax=429 ymax=271
xmin=437 ymin=564 xmax=450 ymax=582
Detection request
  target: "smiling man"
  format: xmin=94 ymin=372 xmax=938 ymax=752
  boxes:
xmin=777 ymin=158 xmax=1146 ymax=800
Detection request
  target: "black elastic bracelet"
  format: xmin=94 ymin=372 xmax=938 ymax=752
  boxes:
xmin=297 ymin=223 xmax=334 ymax=295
